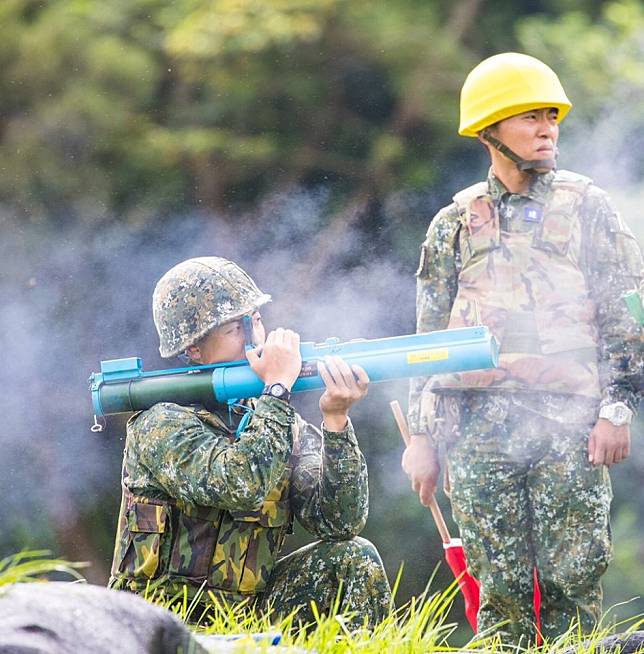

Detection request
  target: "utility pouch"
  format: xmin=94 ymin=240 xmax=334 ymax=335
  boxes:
xmin=209 ymin=500 xmax=291 ymax=594
xmin=117 ymin=501 xmax=168 ymax=579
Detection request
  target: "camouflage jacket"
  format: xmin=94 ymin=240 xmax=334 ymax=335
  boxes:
xmin=109 ymin=395 xmax=369 ymax=603
xmin=409 ymin=169 xmax=643 ymax=436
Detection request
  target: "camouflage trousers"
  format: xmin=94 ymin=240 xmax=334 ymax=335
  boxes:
xmin=116 ymin=536 xmax=391 ymax=629
xmin=444 ymin=392 xmax=612 ymax=644
xmin=256 ymin=537 xmax=392 ymax=628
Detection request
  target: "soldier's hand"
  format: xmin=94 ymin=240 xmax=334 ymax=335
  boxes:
xmin=318 ymin=357 xmax=369 ymax=431
xmin=247 ymin=328 xmax=302 ymax=390
xmin=402 ymin=435 xmax=440 ymax=507
xmin=588 ymin=419 xmax=631 ymax=466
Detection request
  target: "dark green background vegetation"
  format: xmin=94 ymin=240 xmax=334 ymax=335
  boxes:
xmin=1 ymin=0 xmax=643 ymax=636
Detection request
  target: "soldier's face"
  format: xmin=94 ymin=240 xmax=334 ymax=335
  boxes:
xmin=191 ymin=311 xmax=265 ymax=364
xmin=493 ymin=107 xmax=559 ymax=162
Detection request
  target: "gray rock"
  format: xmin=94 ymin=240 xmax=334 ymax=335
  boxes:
xmin=0 ymin=582 xmax=206 ymax=654
xmin=562 ymin=632 xmax=644 ymax=654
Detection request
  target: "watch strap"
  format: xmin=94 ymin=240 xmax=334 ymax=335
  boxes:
xmin=261 ymin=383 xmax=292 ymax=403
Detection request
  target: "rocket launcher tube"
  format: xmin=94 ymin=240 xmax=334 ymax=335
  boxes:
xmin=90 ymin=326 xmax=499 ymax=418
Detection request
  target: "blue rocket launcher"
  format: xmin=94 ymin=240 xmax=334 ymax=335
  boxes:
xmin=89 ymin=326 xmax=499 ymax=419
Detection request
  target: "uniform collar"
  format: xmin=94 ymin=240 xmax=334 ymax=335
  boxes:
xmin=487 ymin=168 xmax=555 ymax=204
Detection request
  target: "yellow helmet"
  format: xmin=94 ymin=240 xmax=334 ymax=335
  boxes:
xmin=458 ymin=52 xmax=572 ymax=137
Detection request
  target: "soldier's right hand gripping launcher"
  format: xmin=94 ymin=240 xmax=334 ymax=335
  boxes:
xmin=89 ymin=326 xmax=499 ymax=430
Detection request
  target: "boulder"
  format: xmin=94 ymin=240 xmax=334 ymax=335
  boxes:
xmin=0 ymin=582 xmax=206 ymax=654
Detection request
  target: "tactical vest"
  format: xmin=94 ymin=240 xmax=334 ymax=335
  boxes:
xmin=108 ymin=410 xmax=295 ymax=604
xmin=432 ymin=170 xmax=601 ymax=398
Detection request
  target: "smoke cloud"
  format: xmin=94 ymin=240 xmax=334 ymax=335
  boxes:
xmin=0 ymin=187 xmax=418 ymax=563
xmin=0 ymin=111 xmax=642 ymax=606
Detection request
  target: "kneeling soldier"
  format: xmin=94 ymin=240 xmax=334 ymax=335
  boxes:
xmin=108 ymin=256 xmax=391 ymax=627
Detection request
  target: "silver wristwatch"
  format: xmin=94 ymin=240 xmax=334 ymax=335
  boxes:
xmin=598 ymin=402 xmax=633 ymax=427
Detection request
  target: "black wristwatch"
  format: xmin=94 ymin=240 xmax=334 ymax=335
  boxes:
xmin=261 ymin=382 xmax=292 ymax=403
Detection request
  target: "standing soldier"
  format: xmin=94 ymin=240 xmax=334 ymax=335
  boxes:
xmin=109 ymin=256 xmax=391 ymax=627
xmin=402 ymin=53 xmax=643 ymax=643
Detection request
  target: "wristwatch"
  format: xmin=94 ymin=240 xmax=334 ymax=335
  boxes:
xmin=598 ymin=402 xmax=633 ymax=427
xmin=261 ymin=383 xmax=292 ymax=403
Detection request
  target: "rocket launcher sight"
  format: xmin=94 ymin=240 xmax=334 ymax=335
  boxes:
xmin=89 ymin=326 xmax=499 ymax=427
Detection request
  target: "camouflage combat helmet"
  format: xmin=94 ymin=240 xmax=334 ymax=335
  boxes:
xmin=153 ymin=257 xmax=271 ymax=358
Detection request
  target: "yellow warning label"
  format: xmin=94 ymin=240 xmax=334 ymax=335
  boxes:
xmin=407 ymin=348 xmax=449 ymax=364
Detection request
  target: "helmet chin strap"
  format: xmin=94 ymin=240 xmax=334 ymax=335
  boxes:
xmin=481 ymin=129 xmax=556 ymax=174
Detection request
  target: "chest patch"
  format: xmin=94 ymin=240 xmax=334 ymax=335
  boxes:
xmin=523 ymin=206 xmax=543 ymax=223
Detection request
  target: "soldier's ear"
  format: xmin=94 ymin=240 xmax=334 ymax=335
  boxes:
xmin=186 ymin=344 xmax=202 ymax=362
xmin=477 ymin=132 xmax=493 ymax=149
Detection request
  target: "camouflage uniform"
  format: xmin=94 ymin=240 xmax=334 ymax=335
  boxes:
xmin=109 ymin=395 xmax=391 ymax=627
xmin=409 ymin=169 xmax=643 ymax=642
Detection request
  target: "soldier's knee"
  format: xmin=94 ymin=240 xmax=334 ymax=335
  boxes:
xmin=543 ymin=531 xmax=611 ymax=591
xmin=319 ymin=536 xmax=378 ymax=559
xmin=312 ymin=537 xmax=387 ymax=579
xmin=345 ymin=536 xmax=383 ymax=563
xmin=545 ymin=552 xmax=611 ymax=592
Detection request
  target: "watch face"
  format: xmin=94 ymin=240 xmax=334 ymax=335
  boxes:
xmin=270 ymin=383 xmax=287 ymax=398
xmin=614 ymin=405 xmax=629 ymax=424
xmin=264 ymin=383 xmax=290 ymax=401
xmin=601 ymin=402 xmax=632 ymax=426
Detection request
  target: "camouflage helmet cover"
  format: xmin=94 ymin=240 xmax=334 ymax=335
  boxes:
xmin=153 ymin=257 xmax=271 ymax=358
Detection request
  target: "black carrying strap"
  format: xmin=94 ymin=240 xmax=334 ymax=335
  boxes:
xmin=481 ymin=129 xmax=555 ymax=173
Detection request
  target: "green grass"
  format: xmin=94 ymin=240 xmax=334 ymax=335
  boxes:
xmin=0 ymin=549 xmax=87 ymax=586
xmin=184 ymin=599 xmax=644 ymax=654
xmin=2 ymin=553 xmax=643 ymax=653
xmin=150 ymin=568 xmax=644 ymax=653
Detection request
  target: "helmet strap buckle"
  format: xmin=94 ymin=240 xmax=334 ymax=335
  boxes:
xmin=241 ymin=314 xmax=255 ymax=352
xmin=517 ymin=158 xmax=556 ymax=174
xmin=481 ymin=129 xmax=556 ymax=175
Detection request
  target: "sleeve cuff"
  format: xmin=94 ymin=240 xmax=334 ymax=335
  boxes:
xmin=600 ymin=386 xmax=639 ymax=414
xmin=254 ymin=395 xmax=296 ymax=427
xmin=322 ymin=417 xmax=358 ymax=444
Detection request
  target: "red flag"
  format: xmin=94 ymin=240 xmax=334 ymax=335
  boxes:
xmin=443 ymin=538 xmax=480 ymax=631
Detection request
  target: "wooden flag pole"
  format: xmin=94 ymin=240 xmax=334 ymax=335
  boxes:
xmin=390 ymin=400 xmax=451 ymax=544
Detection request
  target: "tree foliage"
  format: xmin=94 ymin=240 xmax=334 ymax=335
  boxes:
xmin=1 ymin=0 xmax=610 ymax=222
